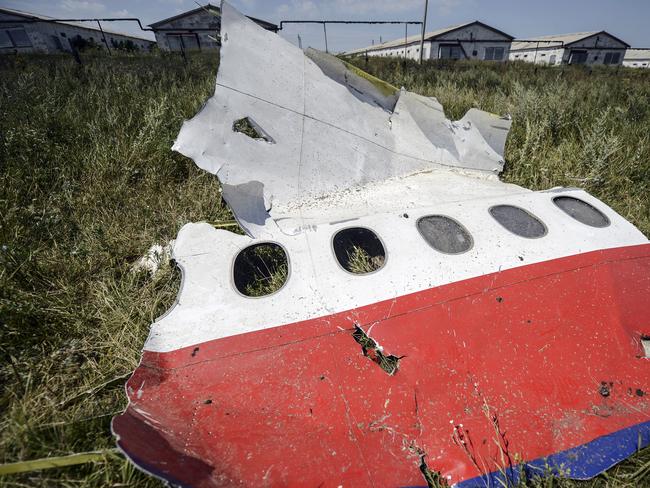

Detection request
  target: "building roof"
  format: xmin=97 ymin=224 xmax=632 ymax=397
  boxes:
xmin=0 ymin=6 xmax=154 ymax=42
xmin=149 ymin=3 xmax=278 ymax=32
xmin=624 ymin=48 xmax=650 ymax=60
xmin=511 ymin=31 xmax=629 ymax=51
xmin=346 ymin=20 xmax=513 ymax=55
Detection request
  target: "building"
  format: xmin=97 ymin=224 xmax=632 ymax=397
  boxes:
xmin=0 ymin=7 xmax=155 ymax=54
xmin=623 ymin=49 xmax=650 ymax=68
xmin=150 ymin=4 xmax=277 ymax=52
xmin=509 ymin=31 xmax=629 ymax=66
xmin=346 ymin=21 xmax=514 ymax=62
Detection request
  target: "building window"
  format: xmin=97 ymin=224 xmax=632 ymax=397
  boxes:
xmin=484 ymin=46 xmax=505 ymax=61
xmin=569 ymin=50 xmax=588 ymax=64
xmin=604 ymin=52 xmax=621 ymax=65
xmin=5 ymin=27 xmax=32 ymax=48
xmin=439 ymin=44 xmax=462 ymax=60
xmin=0 ymin=30 xmax=12 ymax=48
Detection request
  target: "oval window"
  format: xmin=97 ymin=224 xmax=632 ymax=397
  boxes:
xmin=489 ymin=205 xmax=547 ymax=238
xmin=553 ymin=196 xmax=610 ymax=228
xmin=233 ymin=243 xmax=288 ymax=297
xmin=417 ymin=215 xmax=473 ymax=254
xmin=333 ymin=227 xmax=385 ymax=274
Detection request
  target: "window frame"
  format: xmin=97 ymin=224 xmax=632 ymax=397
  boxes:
xmin=231 ymin=241 xmax=291 ymax=299
xmin=552 ymin=196 xmax=611 ymax=228
xmin=488 ymin=204 xmax=548 ymax=239
xmin=416 ymin=215 xmax=474 ymax=255
xmin=330 ymin=226 xmax=387 ymax=276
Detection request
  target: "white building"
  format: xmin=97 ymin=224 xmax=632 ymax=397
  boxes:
xmin=509 ymin=31 xmax=629 ymax=66
xmin=0 ymin=7 xmax=155 ymax=54
xmin=623 ymin=49 xmax=650 ymax=68
xmin=150 ymin=4 xmax=277 ymax=52
xmin=346 ymin=21 xmax=514 ymax=62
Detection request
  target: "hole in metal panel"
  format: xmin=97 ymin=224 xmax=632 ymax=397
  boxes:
xmin=333 ymin=227 xmax=385 ymax=274
xmin=352 ymin=325 xmax=400 ymax=375
xmin=232 ymin=117 xmax=275 ymax=143
xmin=489 ymin=205 xmax=547 ymax=239
xmin=553 ymin=196 xmax=610 ymax=228
xmin=417 ymin=215 xmax=473 ymax=254
xmin=233 ymin=243 xmax=288 ymax=297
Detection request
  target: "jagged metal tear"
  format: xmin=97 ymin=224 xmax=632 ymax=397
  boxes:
xmin=172 ymin=1 xmax=512 ymax=237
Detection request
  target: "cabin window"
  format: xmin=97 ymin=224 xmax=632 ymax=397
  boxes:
xmin=233 ymin=243 xmax=288 ymax=297
xmin=0 ymin=30 xmax=11 ymax=48
xmin=489 ymin=205 xmax=547 ymax=238
xmin=6 ymin=28 xmax=31 ymax=48
xmin=485 ymin=46 xmax=504 ymax=61
xmin=604 ymin=52 xmax=621 ymax=65
xmin=553 ymin=196 xmax=610 ymax=228
xmin=333 ymin=227 xmax=385 ymax=274
xmin=417 ymin=216 xmax=473 ymax=254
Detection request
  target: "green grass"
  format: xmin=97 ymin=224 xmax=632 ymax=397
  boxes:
xmin=1 ymin=52 xmax=649 ymax=487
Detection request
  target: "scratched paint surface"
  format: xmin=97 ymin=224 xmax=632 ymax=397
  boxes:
xmin=114 ymin=245 xmax=650 ymax=486
xmin=112 ymin=1 xmax=650 ymax=486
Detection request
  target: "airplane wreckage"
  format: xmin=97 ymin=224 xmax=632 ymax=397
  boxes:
xmin=112 ymin=2 xmax=650 ymax=486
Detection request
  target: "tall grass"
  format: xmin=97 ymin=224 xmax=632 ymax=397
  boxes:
xmin=0 ymin=52 xmax=648 ymax=487
xmin=0 ymin=52 xmax=228 ymax=486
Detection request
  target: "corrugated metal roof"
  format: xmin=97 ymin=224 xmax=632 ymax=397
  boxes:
xmin=345 ymin=21 xmax=512 ymax=55
xmin=0 ymin=6 xmax=154 ymax=41
xmin=625 ymin=49 xmax=650 ymax=60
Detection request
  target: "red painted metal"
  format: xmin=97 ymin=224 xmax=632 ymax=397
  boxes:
xmin=113 ymin=244 xmax=650 ymax=487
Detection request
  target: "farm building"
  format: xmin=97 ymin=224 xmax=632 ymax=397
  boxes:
xmin=0 ymin=7 xmax=154 ymax=54
xmin=509 ymin=31 xmax=629 ymax=66
xmin=624 ymin=49 xmax=650 ymax=68
xmin=345 ymin=21 xmax=514 ymax=62
xmin=150 ymin=4 xmax=277 ymax=52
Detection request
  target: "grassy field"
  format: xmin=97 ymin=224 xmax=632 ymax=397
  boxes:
xmin=1 ymin=52 xmax=649 ymax=487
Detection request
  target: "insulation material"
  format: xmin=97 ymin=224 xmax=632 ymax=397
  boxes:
xmin=113 ymin=2 xmax=650 ymax=487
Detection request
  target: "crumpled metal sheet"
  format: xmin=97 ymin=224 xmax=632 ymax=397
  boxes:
xmin=113 ymin=2 xmax=650 ymax=487
xmin=172 ymin=1 xmax=511 ymax=237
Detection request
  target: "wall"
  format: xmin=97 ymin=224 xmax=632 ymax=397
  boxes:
xmin=509 ymin=47 xmax=565 ymax=65
xmin=0 ymin=11 xmax=154 ymax=54
xmin=623 ymin=59 xmax=650 ymax=68
xmin=510 ymin=33 xmax=627 ymax=66
xmin=358 ymin=23 xmax=511 ymax=62
xmin=153 ymin=9 xmax=220 ymax=52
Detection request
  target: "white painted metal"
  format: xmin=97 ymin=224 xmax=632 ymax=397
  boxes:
xmin=150 ymin=2 xmax=648 ymax=354
xmin=145 ymin=187 xmax=648 ymax=353
xmin=173 ymin=3 xmax=511 ymax=236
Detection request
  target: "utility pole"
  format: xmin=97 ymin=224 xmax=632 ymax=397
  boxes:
xmin=418 ymin=0 xmax=428 ymax=63
xmin=323 ymin=22 xmax=328 ymax=53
